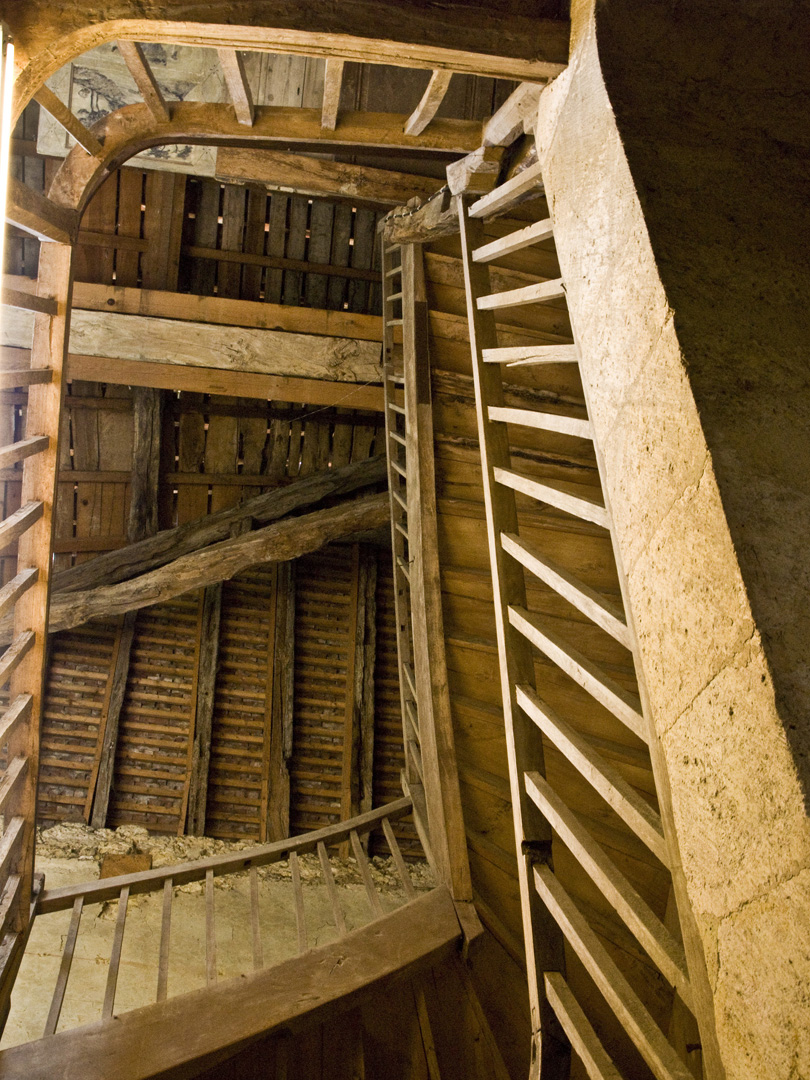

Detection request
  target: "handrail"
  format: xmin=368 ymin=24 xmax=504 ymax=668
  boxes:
xmin=38 ymin=796 xmax=413 ymax=914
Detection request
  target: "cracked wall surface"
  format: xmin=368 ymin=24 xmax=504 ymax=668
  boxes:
xmin=537 ymin=1 xmax=810 ymax=1077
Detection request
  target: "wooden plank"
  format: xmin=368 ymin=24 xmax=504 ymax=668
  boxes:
xmin=250 ymin=867 xmax=263 ymax=971
xmin=0 ymin=437 xmax=49 ymax=472
xmin=186 ymin=584 xmax=223 ymax=835
xmin=357 ymin=549 xmax=377 ymax=822
xmin=266 ymin=562 xmax=295 ymax=841
xmin=478 ymin=277 xmax=566 ymax=311
xmin=127 ymin=388 xmax=163 ymax=544
xmin=515 ymin=684 xmax=666 ymax=863
xmin=382 ymin=817 xmax=417 ymax=900
xmin=156 ymin=878 xmax=172 ymax=1003
xmin=43 ymin=896 xmax=83 ymax=1036
xmin=290 ymin=850 xmax=307 ymax=954
xmin=508 ymin=606 xmax=646 ymax=741
xmin=117 ymin=41 xmax=171 ymax=122
xmin=488 ymin=404 xmax=591 ymax=440
xmin=102 ymin=885 xmax=130 ymax=1020
xmin=446 ymin=146 xmax=505 ymax=198
xmin=405 ymin=70 xmax=454 ymax=137
xmin=339 ymin=544 xmax=362 ymax=851
xmin=482 ymin=343 xmax=578 ymax=366
xmin=0 ymin=569 xmax=37 ymax=622
xmin=0 ymin=633 xmax=35 ymax=690
xmin=0 ymin=696 xmax=33 ymax=749
xmin=534 ymin=865 xmax=694 ymax=1080
xmin=483 ymin=83 xmax=546 ymax=148
xmin=33 ymin=84 xmax=103 ymax=157
xmin=205 ymin=868 xmax=217 ymax=985
xmin=494 ymin=468 xmax=609 ymax=528
xmin=0 ymin=758 xmax=28 ymax=818
xmin=185 ymin=242 xmax=380 ymax=285
xmin=525 ymin=770 xmax=691 ymax=1002
xmin=88 ymin=613 xmax=136 ymax=828
xmin=0 ymin=369 xmax=52 ymax=390
xmin=218 ymin=49 xmax=255 ymax=126
xmin=1 ymin=886 xmax=461 ymax=1080
xmin=473 ymin=218 xmax=554 ymax=263
xmin=5 ymin=177 xmax=78 ymax=245
xmin=321 ymin=59 xmax=345 ymax=130
xmin=1 ymin=288 xmax=57 ymax=317
xmin=469 ymin=160 xmax=545 ymax=219
xmin=318 ymin=840 xmax=348 ymax=936
xmin=351 ymin=828 xmax=384 ymax=918
xmin=543 ymin=972 xmax=623 ymax=1080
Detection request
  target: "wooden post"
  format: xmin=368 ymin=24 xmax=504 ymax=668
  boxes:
xmin=8 ymin=243 xmax=73 ymax=932
xmin=401 ymin=242 xmax=472 ymax=903
xmin=186 ymin=583 xmax=223 ymax=836
xmin=357 ymin=549 xmax=377 ymax=826
xmin=88 ymin=612 xmax=136 ymax=829
xmin=339 ymin=544 xmax=362 ymax=856
xmin=265 ymin=561 xmax=295 ymax=841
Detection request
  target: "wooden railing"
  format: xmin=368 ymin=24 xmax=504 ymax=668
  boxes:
xmin=21 ymin=798 xmax=419 ymax=1039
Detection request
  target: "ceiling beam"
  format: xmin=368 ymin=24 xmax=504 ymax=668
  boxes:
xmin=404 ymin=70 xmax=454 ymax=137
xmin=216 ymin=147 xmax=440 ymax=207
xmin=217 ymin=48 xmax=255 ymax=127
xmin=116 ymin=41 xmax=171 ymax=123
xmin=33 ymin=84 xmax=103 ymax=157
xmin=5 ymin=178 xmax=78 ymax=245
xmin=321 ymin=59 xmax=345 ymax=131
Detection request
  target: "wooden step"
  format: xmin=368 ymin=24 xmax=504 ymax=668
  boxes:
xmin=525 ymin=770 xmax=690 ymax=1002
xmin=390 ymin=459 xmax=407 ymax=479
xmin=389 ymin=431 xmax=406 ymax=448
xmin=394 ymin=522 xmax=409 ymax=542
xmin=515 ymin=683 xmax=666 ymax=864
xmin=0 ymin=695 xmax=33 ymax=747
xmin=0 ymin=568 xmax=38 ymax=622
xmin=508 ymin=606 xmax=646 ymax=740
xmin=0 ymin=756 xmax=28 ymax=818
xmin=469 ymin=159 xmax=545 ymax=219
xmin=0 ymin=631 xmax=36 ymax=690
xmin=0 ymin=436 xmax=49 ymax=471
xmin=501 ymin=532 xmax=629 ymax=646
xmin=0 ymin=369 xmax=53 ymax=390
xmin=396 ymin=556 xmax=411 ymax=583
xmin=388 ymin=402 xmax=406 ymax=416
xmin=0 ymin=501 xmax=44 ymax=550
xmin=386 ymin=291 xmax=403 ymax=302
xmin=488 ymin=405 xmax=591 ymax=440
xmin=543 ymin=973 xmax=623 ymax=1080
xmin=391 ymin=488 xmax=408 ymax=514
xmin=493 ymin=467 xmax=609 ymax=528
xmin=477 ymin=277 xmax=565 ymax=312
xmin=534 ymin=865 xmax=694 ymax=1080
xmin=482 ymin=343 xmax=579 ymax=366
xmin=473 ymin=218 xmax=555 ymax=263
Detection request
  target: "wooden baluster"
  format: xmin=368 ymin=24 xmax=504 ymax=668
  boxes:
xmin=43 ymin=896 xmax=83 ymax=1036
xmin=156 ymin=877 xmax=172 ymax=1002
xmin=250 ymin=866 xmax=263 ymax=972
xmin=317 ymin=841 xmax=347 ymax=937
xmin=382 ymin=817 xmax=416 ymax=901
xmin=350 ymin=829 xmax=384 ymax=918
xmin=290 ymin=851 xmax=307 ymax=954
xmin=205 ymin=869 xmax=216 ymax=985
xmin=102 ymin=885 xmax=130 ymax=1020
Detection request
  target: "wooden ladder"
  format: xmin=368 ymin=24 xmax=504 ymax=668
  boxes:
xmin=456 ymin=177 xmax=726 ymax=1080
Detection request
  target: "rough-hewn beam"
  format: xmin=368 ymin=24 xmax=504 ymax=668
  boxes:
xmin=127 ymin=387 xmax=163 ymax=544
xmin=46 ymin=492 xmax=389 ymax=633
xmin=116 ymin=41 xmax=171 ymax=122
xmin=266 ymin=561 xmax=295 ymax=841
xmin=321 ymin=59 xmax=344 ymax=131
xmin=404 ymin=70 xmax=454 ymax=137
xmin=217 ymin=48 xmax=255 ymax=126
xmin=380 ymin=188 xmax=459 ymax=245
xmin=186 ymin=583 xmax=223 ymax=836
xmin=482 ymin=82 xmax=546 ymax=148
xmin=216 ymin=148 xmax=440 ymax=208
xmin=446 ymin=146 xmax=505 ymax=196
xmin=89 ymin=613 xmax=136 ymax=829
xmin=33 ymin=84 xmax=104 ymax=157
xmin=5 ymin=178 xmax=78 ymax=245
xmin=54 ymin=455 xmax=388 ymax=594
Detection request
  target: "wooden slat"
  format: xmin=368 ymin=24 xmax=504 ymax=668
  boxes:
xmin=290 ymin=850 xmax=307 ymax=954
xmin=488 ymin=405 xmax=591 ymax=440
xmin=502 ymin=533 xmax=630 ymax=648
xmin=250 ymin=866 xmax=263 ymax=971
xmin=509 ymin=606 xmax=646 ymax=740
xmin=205 ymin=868 xmax=217 ymax=986
xmin=404 ymin=70 xmax=454 ymax=136
xmin=0 ymin=696 xmax=33 ymax=749
xmin=482 ymin=343 xmax=579 ymax=366
xmin=156 ymin=877 xmax=172 ymax=1003
xmin=5 ymin=178 xmax=78 ymax=245
xmin=102 ymin=885 xmax=130 ymax=1020
xmin=469 ymin=160 xmax=545 ymax=219
xmin=0 ymin=633 xmax=35 ymax=690
xmin=0 ymin=501 xmax=44 ymax=552
xmin=217 ymin=48 xmax=255 ymax=126
xmin=33 ymin=84 xmax=103 ymax=157
xmin=0 ymin=757 xmax=28 ymax=818
xmin=494 ymin=467 xmax=609 ymax=528
xmin=350 ymin=829 xmax=384 ymax=918
xmin=0 ymin=436 xmax=49 ymax=472
xmin=478 ymin=277 xmax=566 ymax=311
xmin=43 ymin=896 xmax=83 ymax=1037
xmin=1 ymin=289 xmax=58 ymax=317
xmin=117 ymin=41 xmax=171 ymax=122
xmin=534 ymin=865 xmax=693 ymax=1080
xmin=321 ymin=59 xmax=345 ymax=130
xmin=318 ymin=840 xmax=347 ymax=936
xmin=0 ymin=369 xmax=53 ymax=389
xmin=543 ymin=972 xmax=623 ymax=1080
xmin=0 ymin=876 xmax=23 ymax=944
xmin=473 ymin=218 xmax=555 ymax=263
xmin=0 ymin=818 xmax=25 ymax=883
xmin=0 ymin=570 xmax=38 ymax=623
xmin=516 ymin=685 xmax=666 ymax=863
xmin=526 ymin=771 xmax=691 ymax=1003
xmin=382 ymin=817 xmax=417 ymax=899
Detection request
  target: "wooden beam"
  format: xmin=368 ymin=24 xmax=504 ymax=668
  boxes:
xmin=116 ymin=41 xmax=171 ymax=122
xmin=404 ymin=70 xmax=454 ymax=137
xmin=186 ymin=583 xmax=223 ymax=836
xmin=184 ymin=243 xmax=380 ymax=283
xmin=5 ymin=178 xmax=78 ymax=245
xmin=401 ymin=243 xmax=472 ymax=903
xmin=88 ymin=613 xmax=136 ymax=829
xmin=0 ymin=885 xmax=461 ymax=1080
xmin=216 ymin=147 xmax=440 ymax=208
xmin=46 ymin=492 xmax=389 ymax=634
xmin=266 ymin=562 xmax=295 ymax=842
xmin=127 ymin=388 xmax=163 ymax=544
xmin=53 ymin=455 xmax=387 ymax=594
xmin=380 ymin=189 xmax=459 ymax=245
xmin=33 ymin=84 xmax=103 ymax=157
xmin=357 ymin=549 xmax=377 ymax=822
xmin=1 ymin=288 xmax=57 ymax=317
xmin=321 ymin=59 xmax=345 ymax=131
xmin=217 ymin=48 xmax=255 ymax=126
xmin=446 ymin=146 xmax=505 ymax=197
xmin=483 ymin=82 xmax=546 ymax=148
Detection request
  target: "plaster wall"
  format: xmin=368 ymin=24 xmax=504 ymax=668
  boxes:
xmin=536 ymin=3 xmax=810 ymax=1077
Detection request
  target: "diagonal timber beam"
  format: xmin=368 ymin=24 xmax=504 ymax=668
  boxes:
xmin=33 ymin=85 xmax=104 ymax=157
xmin=5 ymin=178 xmax=78 ymax=245
xmin=217 ymin=48 xmax=255 ymax=126
xmin=116 ymin=41 xmax=171 ymax=122
xmin=321 ymin=58 xmax=345 ymax=131
xmin=404 ymin=70 xmax=454 ymax=137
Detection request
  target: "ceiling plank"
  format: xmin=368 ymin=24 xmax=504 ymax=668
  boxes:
xmin=404 ymin=70 xmax=454 ymax=137
xmin=321 ymin=59 xmax=345 ymax=131
xmin=116 ymin=41 xmax=171 ymax=122
xmin=217 ymin=48 xmax=255 ymax=127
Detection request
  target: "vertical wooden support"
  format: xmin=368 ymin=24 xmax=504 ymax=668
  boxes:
xmin=89 ymin=612 xmax=136 ymax=829
xmin=339 ymin=544 xmax=362 ymax=857
xmin=401 ymin=242 xmax=472 ymax=904
xmin=266 ymin=561 xmax=295 ymax=841
xmin=186 ymin=582 xmax=223 ymax=836
xmin=357 ymin=549 xmax=377 ymax=824
xmin=456 ymin=197 xmax=569 ymax=1079
xmin=321 ymin=59 xmax=345 ymax=130
xmin=8 ymin=243 xmax=73 ymax=933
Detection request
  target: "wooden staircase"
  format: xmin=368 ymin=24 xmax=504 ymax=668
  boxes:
xmin=452 ymin=172 xmax=725 ymax=1080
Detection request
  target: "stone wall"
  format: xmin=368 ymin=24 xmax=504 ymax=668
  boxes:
xmin=537 ymin=2 xmax=810 ymax=1077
